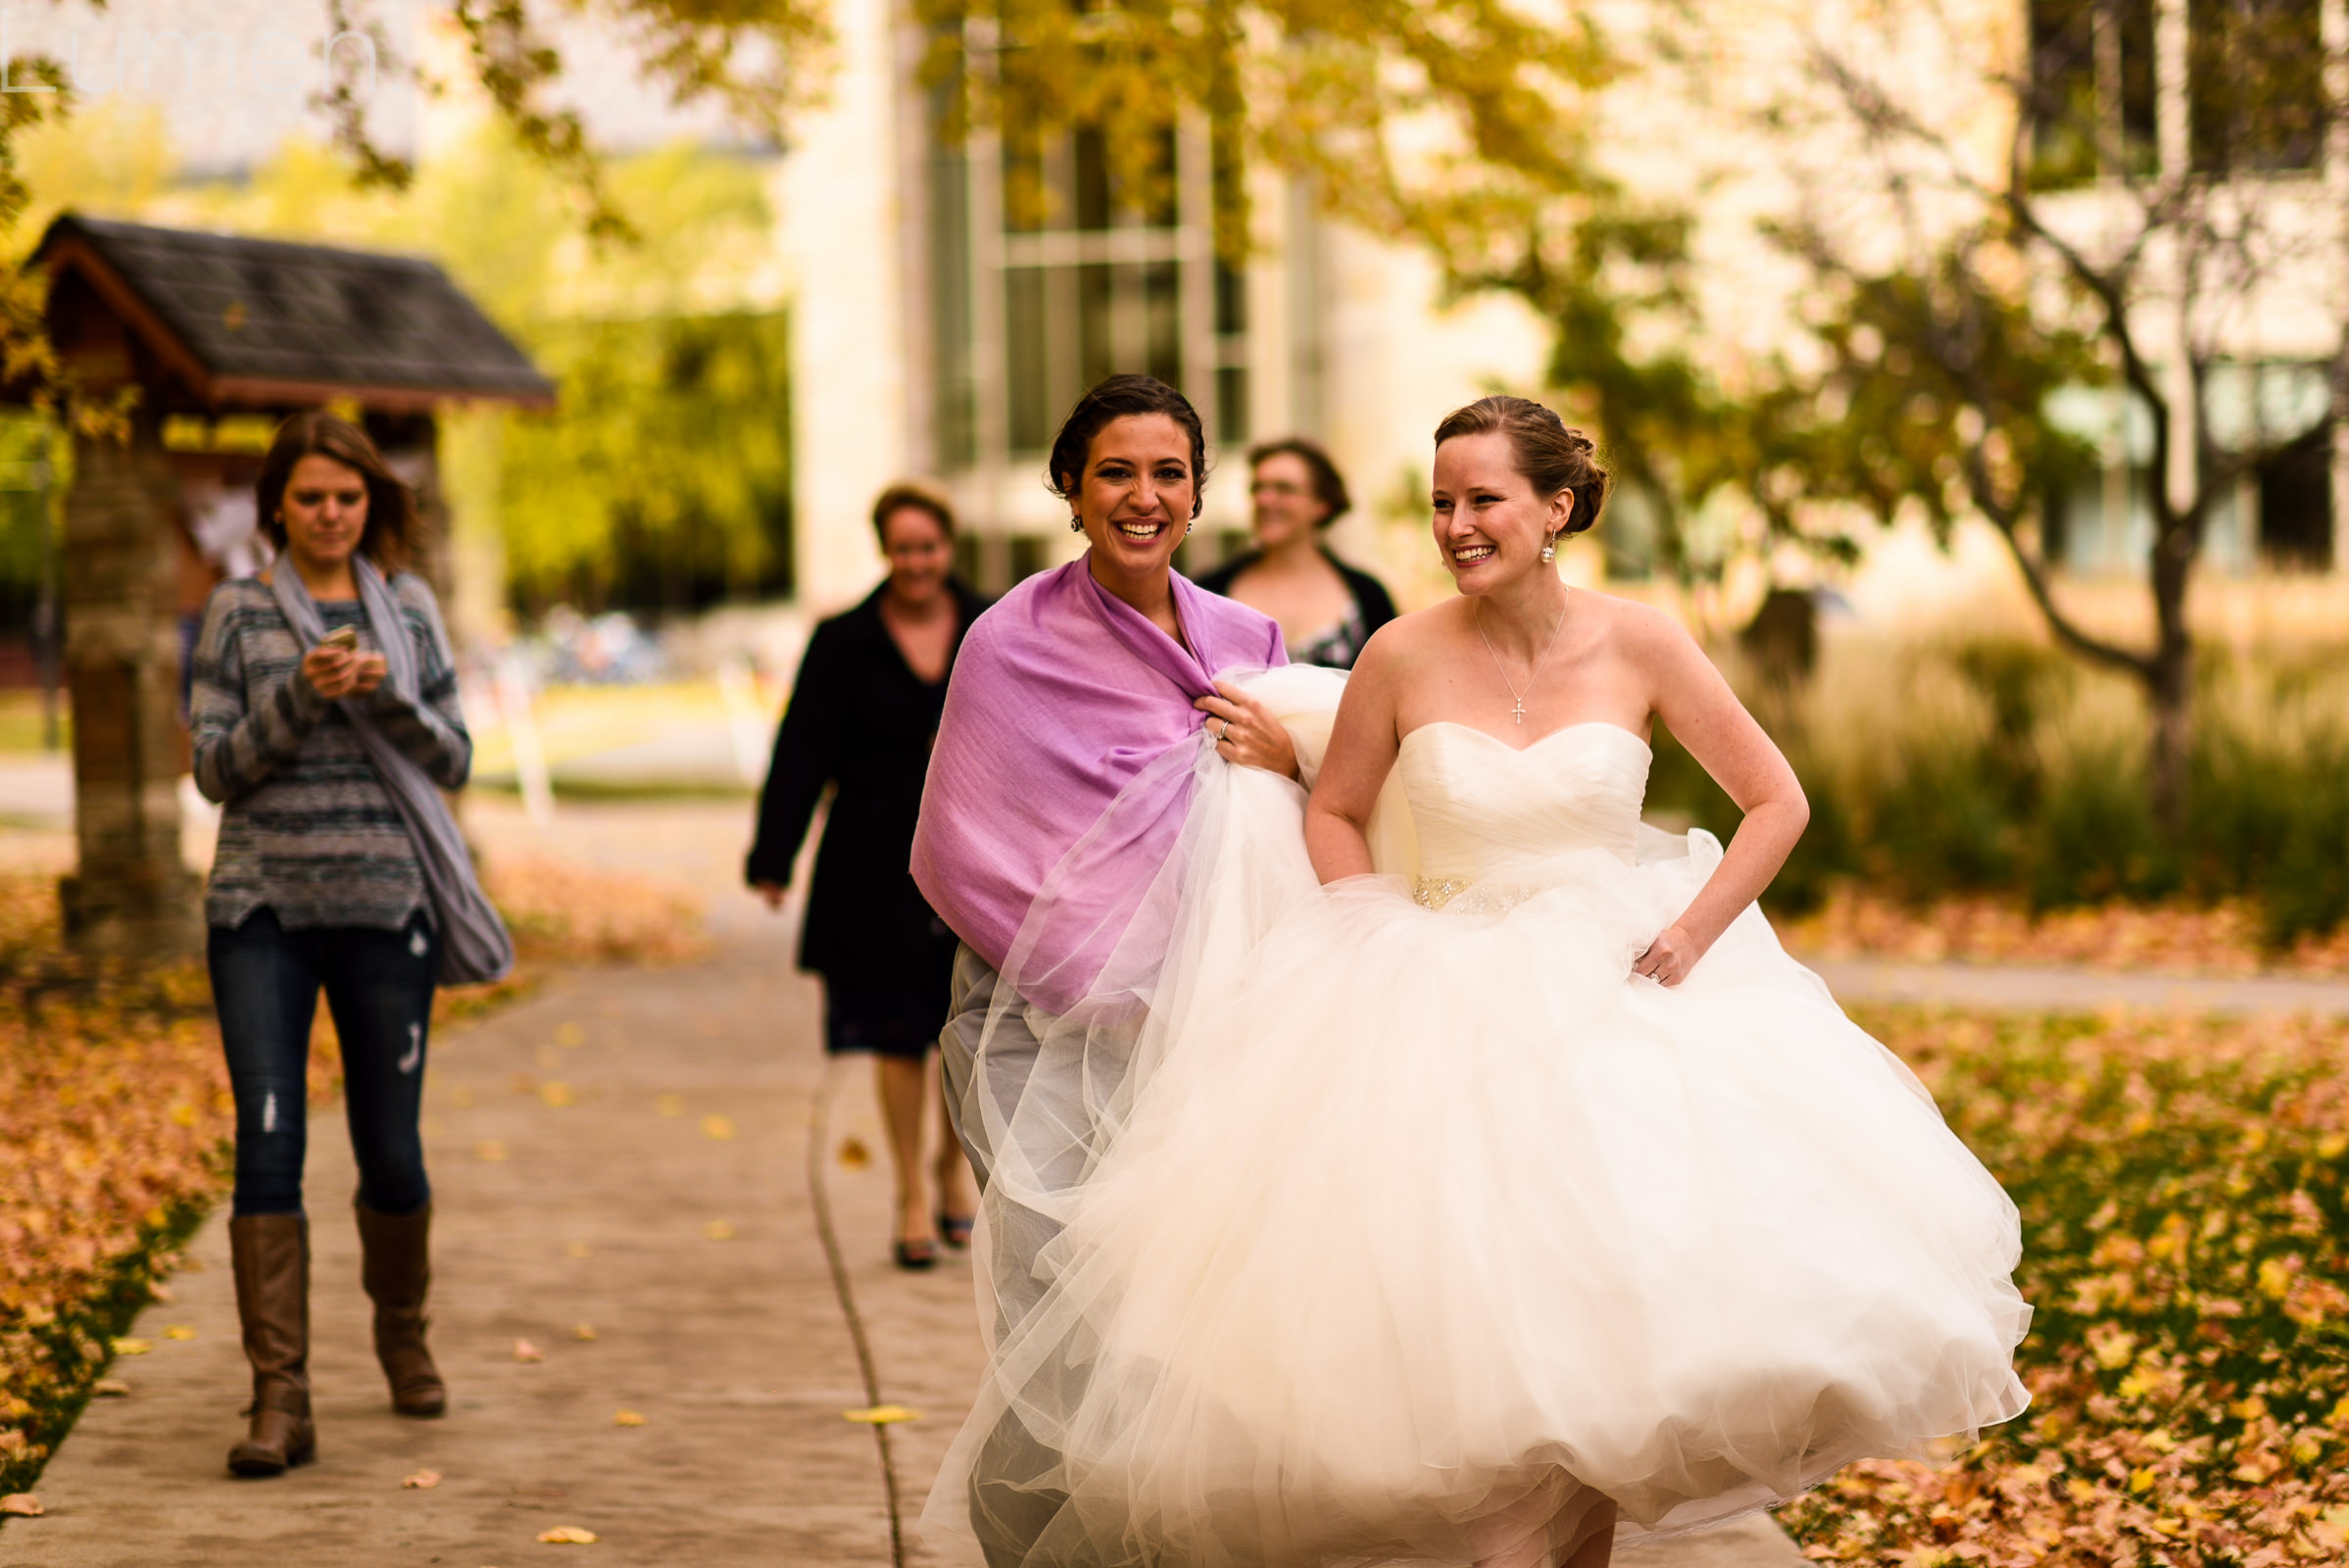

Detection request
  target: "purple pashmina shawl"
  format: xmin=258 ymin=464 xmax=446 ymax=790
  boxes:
xmin=911 ymin=557 xmax=1285 ymax=1013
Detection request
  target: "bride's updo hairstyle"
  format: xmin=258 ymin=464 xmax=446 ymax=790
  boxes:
xmin=1433 ymin=395 xmax=1610 ymax=536
xmin=1048 ymin=373 xmax=1212 ymax=520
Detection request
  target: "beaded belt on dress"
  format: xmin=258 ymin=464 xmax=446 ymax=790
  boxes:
xmin=1411 ymin=877 xmax=1540 ymax=916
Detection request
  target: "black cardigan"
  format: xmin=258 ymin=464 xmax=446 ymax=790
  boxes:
xmin=1193 ymin=548 xmax=1399 ymax=664
xmin=745 ymin=579 xmax=990 ymax=990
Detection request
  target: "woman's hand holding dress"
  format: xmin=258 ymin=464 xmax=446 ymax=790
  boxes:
xmin=1630 ymin=922 xmax=1701 ymax=987
xmin=1195 ymin=681 xmax=1300 ymax=780
xmin=1623 ymin=607 xmax=1809 ymax=985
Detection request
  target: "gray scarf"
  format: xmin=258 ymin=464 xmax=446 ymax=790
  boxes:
xmin=270 ymin=559 xmax=514 ymax=986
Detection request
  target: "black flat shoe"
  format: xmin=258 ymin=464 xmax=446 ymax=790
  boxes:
xmin=937 ymin=1211 xmax=976 ymax=1250
xmin=894 ymin=1239 xmax=938 ymax=1271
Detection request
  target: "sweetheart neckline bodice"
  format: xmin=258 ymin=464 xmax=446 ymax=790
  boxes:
xmin=1398 ymin=718 xmax=1653 ymax=760
xmin=1395 ymin=719 xmax=1654 ymax=881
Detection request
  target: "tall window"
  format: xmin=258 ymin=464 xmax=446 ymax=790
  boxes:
xmin=2029 ymin=0 xmax=2159 ymax=182
xmin=930 ymin=80 xmax=979 ymax=473
xmin=2028 ymin=0 xmax=2325 ymax=182
xmin=929 ymin=113 xmax=1249 ymax=518
xmin=2189 ymin=0 xmax=2325 ymax=173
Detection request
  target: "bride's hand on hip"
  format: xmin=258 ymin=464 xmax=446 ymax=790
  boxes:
xmin=1196 ymin=683 xmax=1300 ymax=780
xmin=1634 ymin=923 xmax=1702 ymax=987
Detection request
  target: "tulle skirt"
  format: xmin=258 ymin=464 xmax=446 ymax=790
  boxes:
xmin=932 ymin=830 xmax=2030 ymax=1566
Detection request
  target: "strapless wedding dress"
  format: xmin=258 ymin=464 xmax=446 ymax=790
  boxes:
xmin=935 ymin=716 xmax=2029 ymax=1566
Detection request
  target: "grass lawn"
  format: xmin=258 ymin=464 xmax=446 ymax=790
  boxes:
xmin=1783 ymin=1005 xmax=2349 ymax=1566
xmin=465 ymin=677 xmax=779 ymax=780
xmin=0 ymin=692 xmax=64 ymax=756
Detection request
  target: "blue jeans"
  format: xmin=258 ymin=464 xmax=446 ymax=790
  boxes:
xmin=209 ymin=907 xmax=440 ymax=1218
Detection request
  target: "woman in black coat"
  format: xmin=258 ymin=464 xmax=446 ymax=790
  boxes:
xmin=749 ymin=483 xmax=987 ymax=1268
xmin=1194 ymin=437 xmax=1396 ymax=668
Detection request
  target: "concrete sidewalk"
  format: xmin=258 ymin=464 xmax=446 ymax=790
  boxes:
xmin=5 ymin=918 xmax=1801 ymax=1567
xmin=8 ymin=934 xmax=1000 ymax=1566
xmin=1798 ymin=952 xmax=2349 ymax=1017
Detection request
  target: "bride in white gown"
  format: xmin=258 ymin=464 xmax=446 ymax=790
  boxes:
xmin=922 ymin=396 xmax=2029 ymax=1568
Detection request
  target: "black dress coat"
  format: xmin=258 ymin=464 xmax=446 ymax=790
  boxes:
xmin=1193 ymin=548 xmax=1399 ymax=667
xmin=746 ymin=579 xmax=989 ymax=994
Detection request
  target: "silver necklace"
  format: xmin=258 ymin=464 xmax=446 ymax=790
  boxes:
xmin=1472 ymin=589 xmax=1571 ymax=726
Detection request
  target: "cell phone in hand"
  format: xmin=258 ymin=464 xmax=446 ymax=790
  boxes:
xmin=319 ymin=625 xmax=361 ymax=653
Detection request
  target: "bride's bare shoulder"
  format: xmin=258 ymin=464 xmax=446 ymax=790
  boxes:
xmin=1576 ymin=589 xmax=1696 ymax=655
xmin=1377 ymin=599 xmax=1473 ymax=647
xmin=1349 ymin=600 xmax=1468 ymax=673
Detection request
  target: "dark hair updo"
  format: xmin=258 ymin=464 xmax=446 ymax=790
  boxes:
xmin=1431 ymin=395 xmax=1610 ymax=537
xmin=1047 ymin=373 xmax=1210 ymax=520
xmin=1248 ymin=436 xmax=1351 ymax=526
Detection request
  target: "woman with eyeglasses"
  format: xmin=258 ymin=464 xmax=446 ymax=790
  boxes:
xmin=1195 ymin=437 xmax=1396 ymax=668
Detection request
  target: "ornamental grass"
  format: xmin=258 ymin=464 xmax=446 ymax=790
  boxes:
xmin=0 ymin=858 xmax=704 ymax=1498
xmin=1650 ymin=632 xmax=2349 ymax=948
xmin=1783 ymin=1005 xmax=2349 ymax=1566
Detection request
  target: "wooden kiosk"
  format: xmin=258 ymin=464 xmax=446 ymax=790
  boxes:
xmin=27 ymin=213 xmax=553 ymax=957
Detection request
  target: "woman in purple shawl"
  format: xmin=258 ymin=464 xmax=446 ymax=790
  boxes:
xmin=920 ymin=394 xmax=2027 ymax=1568
xmin=912 ymin=375 xmax=1318 ymax=1562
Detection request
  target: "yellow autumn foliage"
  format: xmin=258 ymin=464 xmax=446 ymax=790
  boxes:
xmin=1784 ymin=1006 xmax=2349 ymax=1566
xmin=0 ymin=859 xmax=705 ymax=1495
xmin=1786 ymin=889 xmax=2349 ymax=976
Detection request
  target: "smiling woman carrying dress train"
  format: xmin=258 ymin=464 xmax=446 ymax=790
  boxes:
xmin=922 ymin=396 xmax=2030 ymax=1568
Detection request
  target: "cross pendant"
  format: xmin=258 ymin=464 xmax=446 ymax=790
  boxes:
xmin=1511 ymin=698 xmax=1526 ymax=725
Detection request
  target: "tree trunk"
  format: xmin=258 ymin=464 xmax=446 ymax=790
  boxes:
xmin=2146 ymin=522 xmax=2196 ymax=843
xmin=2146 ymin=643 xmax=2193 ymax=842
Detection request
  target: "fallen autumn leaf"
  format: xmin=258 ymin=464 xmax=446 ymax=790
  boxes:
xmin=613 ymin=1410 xmax=645 ymax=1427
xmin=843 ymin=1405 xmax=922 ymax=1424
xmin=0 ymin=1494 xmax=41 ymax=1517
xmin=536 ymin=1526 xmax=598 ymax=1544
xmin=403 ymin=1469 xmax=442 ymax=1489
xmin=163 ymin=1325 xmax=196 ymax=1341
xmin=109 ymin=1338 xmax=151 ymax=1356
xmin=700 ymin=1114 xmax=734 ymax=1141
xmin=513 ymin=1339 xmax=544 ymax=1363
xmin=572 ymin=1323 xmax=597 ymax=1341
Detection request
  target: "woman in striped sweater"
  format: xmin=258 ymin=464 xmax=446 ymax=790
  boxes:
xmin=190 ymin=413 xmax=472 ymax=1477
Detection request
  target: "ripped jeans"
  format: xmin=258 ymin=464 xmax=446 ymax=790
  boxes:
xmin=209 ymin=907 xmax=440 ymax=1218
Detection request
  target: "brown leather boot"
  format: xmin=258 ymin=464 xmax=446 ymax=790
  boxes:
xmin=227 ymin=1213 xmax=315 ymax=1476
xmin=356 ymin=1200 xmax=446 ymax=1417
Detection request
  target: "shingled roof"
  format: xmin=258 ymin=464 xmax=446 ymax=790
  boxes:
xmin=34 ymin=213 xmax=555 ymax=413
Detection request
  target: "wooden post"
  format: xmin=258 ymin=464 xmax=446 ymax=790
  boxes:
xmin=58 ymin=403 xmax=202 ymax=957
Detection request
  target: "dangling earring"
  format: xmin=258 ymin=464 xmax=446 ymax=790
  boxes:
xmin=1540 ymin=532 xmax=1558 ymax=564
xmin=1069 ymin=516 xmax=1085 ymax=534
